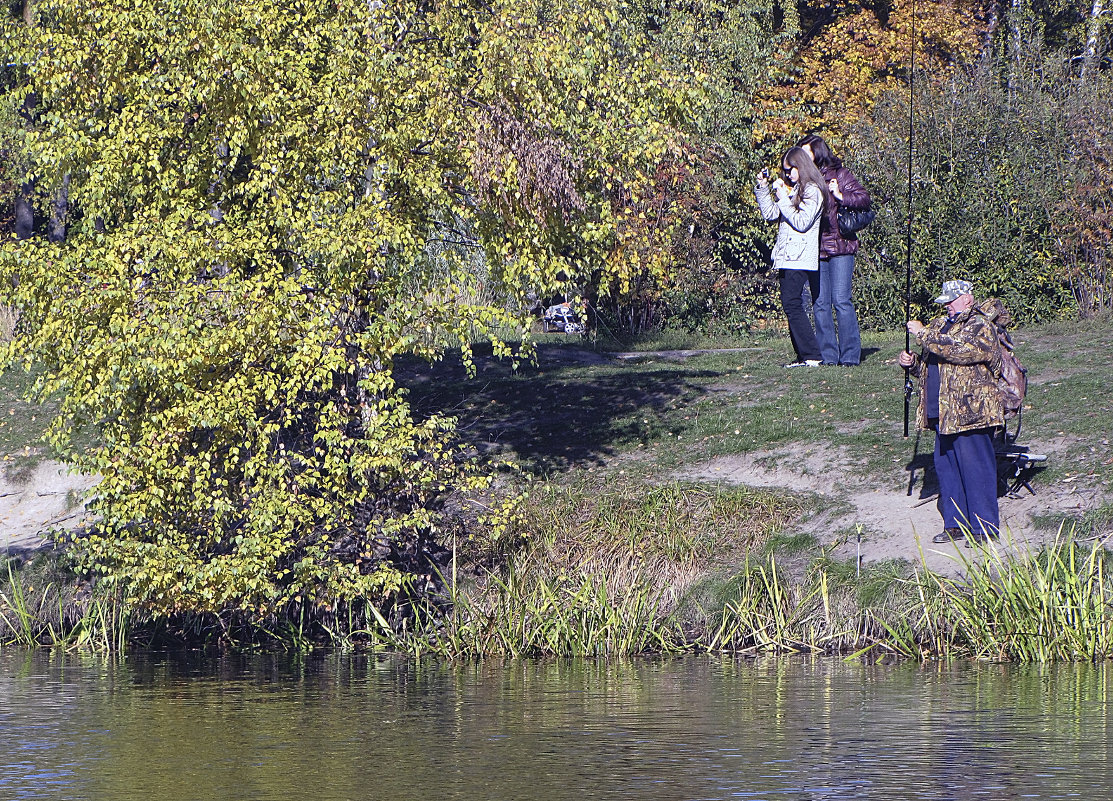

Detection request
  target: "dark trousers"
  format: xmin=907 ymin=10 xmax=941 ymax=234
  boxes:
xmin=934 ymin=427 xmax=999 ymax=535
xmin=778 ymin=269 xmax=821 ymax=362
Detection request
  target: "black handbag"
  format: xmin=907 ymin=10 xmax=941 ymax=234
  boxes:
xmin=837 ymin=206 xmax=875 ymax=238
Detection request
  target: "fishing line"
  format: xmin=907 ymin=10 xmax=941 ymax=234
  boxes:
xmin=902 ymin=0 xmax=916 ymax=438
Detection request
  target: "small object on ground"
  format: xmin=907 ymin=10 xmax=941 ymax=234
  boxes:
xmin=542 ymin=302 xmax=586 ymax=334
xmin=783 ymin=359 xmax=822 ymax=368
xmin=932 ymin=528 xmax=965 ymax=544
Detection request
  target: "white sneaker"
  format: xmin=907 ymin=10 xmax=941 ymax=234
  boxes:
xmin=804 ymin=359 xmax=822 ymax=367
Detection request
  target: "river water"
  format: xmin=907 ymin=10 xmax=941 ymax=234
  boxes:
xmin=2 ymin=651 xmax=1111 ymax=800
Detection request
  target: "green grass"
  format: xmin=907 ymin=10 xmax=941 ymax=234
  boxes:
xmin=812 ymin=554 xmax=911 ymax=608
xmin=403 ymin=328 xmax=919 ymax=486
xmin=0 ymin=366 xmax=53 ymax=462
xmin=763 ymin=531 xmax=818 ymax=555
xmin=1031 ymin=503 xmax=1113 ymax=538
xmin=406 ymin=316 xmax=1112 ymax=493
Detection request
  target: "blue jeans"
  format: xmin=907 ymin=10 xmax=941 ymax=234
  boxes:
xmin=813 ymin=254 xmax=861 ymax=365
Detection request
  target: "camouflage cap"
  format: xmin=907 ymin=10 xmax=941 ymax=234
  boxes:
xmin=934 ymin=279 xmax=973 ymax=304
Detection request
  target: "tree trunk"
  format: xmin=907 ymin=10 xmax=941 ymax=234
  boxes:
xmin=14 ymin=0 xmax=38 ymax=237
xmin=1080 ymin=0 xmax=1106 ymax=81
xmin=47 ymin=173 xmax=71 ymax=242
xmin=14 ymin=183 xmax=34 ymax=240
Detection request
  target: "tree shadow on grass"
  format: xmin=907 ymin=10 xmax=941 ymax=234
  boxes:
xmin=398 ymin=344 xmax=722 ymax=475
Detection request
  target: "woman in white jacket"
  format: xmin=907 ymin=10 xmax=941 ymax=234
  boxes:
xmin=755 ymin=147 xmax=830 ymax=367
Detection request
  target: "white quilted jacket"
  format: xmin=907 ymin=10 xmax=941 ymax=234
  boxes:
xmin=755 ymin=182 xmax=823 ymax=272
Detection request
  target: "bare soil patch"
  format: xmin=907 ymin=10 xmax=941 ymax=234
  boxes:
xmin=681 ymin=436 xmax=1108 ymax=576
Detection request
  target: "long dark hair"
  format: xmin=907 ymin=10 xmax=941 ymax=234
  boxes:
xmin=782 ymin=147 xmax=831 ymax=211
xmin=796 ymin=134 xmax=843 ymax=172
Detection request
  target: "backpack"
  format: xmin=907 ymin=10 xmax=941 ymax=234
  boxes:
xmin=979 ymin=298 xmax=1028 ymax=419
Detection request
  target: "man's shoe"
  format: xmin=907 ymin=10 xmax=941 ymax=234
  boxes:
xmin=932 ymin=527 xmax=965 ymax=544
xmin=964 ymin=530 xmax=1000 ymax=548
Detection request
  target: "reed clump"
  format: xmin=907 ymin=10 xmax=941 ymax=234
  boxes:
xmin=735 ymin=528 xmax=1113 ymax=663
xmin=0 ymin=555 xmax=130 ymax=651
xmin=913 ymin=530 xmax=1113 ymax=661
xmin=435 ymin=560 xmax=685 ymax=657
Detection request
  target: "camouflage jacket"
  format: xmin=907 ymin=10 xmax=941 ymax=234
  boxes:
xmin=908 ymin=304 xmax=1004 ymax=435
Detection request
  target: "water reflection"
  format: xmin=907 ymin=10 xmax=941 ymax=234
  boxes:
xmin=0 ymin=652 xmax=1110 ymax=800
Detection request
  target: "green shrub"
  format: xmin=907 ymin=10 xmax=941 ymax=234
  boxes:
xmin=848 ymin=52 xmax=1110 ymax=328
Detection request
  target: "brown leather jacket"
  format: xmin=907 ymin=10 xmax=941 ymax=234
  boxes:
xmin=818 ymin=164 xmax=870 ymax=258
xmin=907 ymin=304 xmax=1004 ymax=435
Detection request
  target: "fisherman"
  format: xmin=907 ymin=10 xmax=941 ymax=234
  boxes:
xmin=899 ymin=280 xmax=1004 ymax=545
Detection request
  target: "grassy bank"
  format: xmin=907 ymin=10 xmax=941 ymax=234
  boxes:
xmin=7 ymin=528 xmax=1113 ymax=662
xmin=2 ymin=315 xmax=1112 ymax=658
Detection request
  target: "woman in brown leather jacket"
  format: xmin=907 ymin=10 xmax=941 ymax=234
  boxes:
xmin=797 ymin=135 xmax=871 ymax=366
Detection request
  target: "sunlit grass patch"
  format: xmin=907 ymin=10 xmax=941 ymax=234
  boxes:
xmin=1031 ymin=503 xmax=1113 ymax=538
xmin=0 ymin=367 xmax=53 ymax=459
xmin=510 ymin=475 xmax=801 ymax=567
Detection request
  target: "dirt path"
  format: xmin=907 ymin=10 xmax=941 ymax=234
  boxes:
xmin=679 ymin=437 xmax=1106 ymax=576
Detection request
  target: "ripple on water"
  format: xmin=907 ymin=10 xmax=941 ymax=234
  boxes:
xmin=0 ymin=653 xmax=1109 ymax=800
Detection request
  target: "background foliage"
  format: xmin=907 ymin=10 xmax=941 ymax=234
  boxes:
xmin=848 ymin=53 xmax=1101 ymax=327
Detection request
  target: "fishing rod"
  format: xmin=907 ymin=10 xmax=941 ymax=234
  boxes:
xmin=902 ymin=0 xmax=916 ymax=438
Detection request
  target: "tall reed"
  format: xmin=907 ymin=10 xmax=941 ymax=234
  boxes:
xmin=705 ymin=556 xmax=849 ymax=654
xmin=0 ymin=559 xmax=130 ymax=651
xmin=437 ymin=561 xmax=685 ymax=658
xmin=915 ymin=530 xmax=1113 ymax=661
